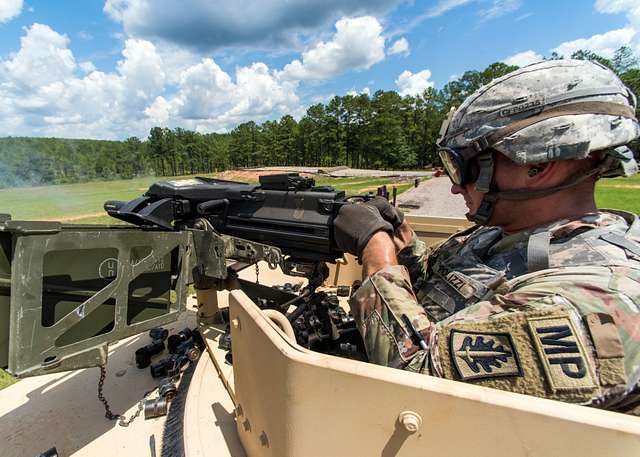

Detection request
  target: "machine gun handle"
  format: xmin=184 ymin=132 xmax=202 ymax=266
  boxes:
xmin=197 ymin=199 xmax=229 ymax=216
xmin=104 ymin=200 xmax=125 ymax=213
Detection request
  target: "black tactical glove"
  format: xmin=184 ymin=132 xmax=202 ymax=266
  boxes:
xmin=366 ymin=196 xmax=404 ymax=230
xmin=334 ymin=203 xmax=393 ymax=257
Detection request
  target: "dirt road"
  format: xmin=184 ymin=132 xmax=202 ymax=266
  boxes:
xmin=396 ymin=176 xmax=468 ymax=218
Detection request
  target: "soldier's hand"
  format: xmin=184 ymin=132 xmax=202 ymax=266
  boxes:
xmin=366 ymin=196 xmax=404 ymax=230
xmin=334 ymin=203 xmax=393 ymax=257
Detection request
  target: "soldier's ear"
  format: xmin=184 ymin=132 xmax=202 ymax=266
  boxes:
xmin=527 ymin=166 xmax=544 ymax=177
xmin=527 ymin=163 xmax=549 ymax=178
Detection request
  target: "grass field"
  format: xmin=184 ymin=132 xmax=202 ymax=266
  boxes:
xmin=595 ymin=174 xmax=640 ymax=214
xmin=0 ymin=369 xmax=16 ymax=389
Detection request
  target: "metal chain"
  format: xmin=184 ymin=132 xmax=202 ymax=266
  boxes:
xmin=97 ymin=365 xmax=121 ymax=421
xmin=97 ymin=365 xmax=154 ymax=427
xmin=255 ymin=262 xmax=260 ymax=285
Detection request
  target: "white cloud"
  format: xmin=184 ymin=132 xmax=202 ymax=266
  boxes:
xmin=3 ymin=23 xmax=76 ymax=89
xmin=426 ymin=0 xmax=474 ymax=18
xmin=77 ymin=31 xmax=93 ymax=40
xmin=593 ymin=0 xmax=640 ymax=55
xmin=103 ymin=0 xmax=398 ymax=51
xmin=595 ymin=0 xmax=640 ymax=25
xmin=395 ymin=69 xmax=434 ymax=96
xmin=552 ymin=27 xmax=637 ymax=58
xmin=79 ymin=61 xmax=96 ymax=73
xmin=0 ymin=14 xmax=394 ymax=138
xmin=423 ymin=0 xmax=520 ymax=19
xmin=388 ymin=37 xmax=410 ymax=56
xmin=0 ymin=0 xmax=22 ymax=23
xmin=346 ymin=87 xmax=370 ymax=96
xmin=514 ymin=12 xmax=532 ymax=21
xmin=478 ymin=0 xmax=521 ymax=19
xmin=144 ymin=96 xmax=171 ymax=124
xmin=504 ymin=2 xmax=640 ymax=69
xmin=0 ymin=25 xmax=166 ymax=137
xmin=164 ymin=59 xmax=299 ymax=129
xmin=503 ymin=50 xmax=543 ymax=67
xmin=0 ymin=22 xmax=303 ymax=138
xmin=392 ymin=0 xmax=520 ymax=40
xmin=279 ymin=16 xmax=385 ymax=81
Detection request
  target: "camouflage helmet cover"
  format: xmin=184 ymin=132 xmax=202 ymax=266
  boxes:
xmin=439 ymin=59 xmax=640 ymax=177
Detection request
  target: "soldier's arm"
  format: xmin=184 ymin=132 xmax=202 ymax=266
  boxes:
xmin=393 ymin=221 xmax=429 ymax=284
xmin=361 ymin=231 xmax=399 ymax=278
xmin=349 ymin=264 xmax=640 ymax=410
xmin=354 ymin=233 xmax=431 ymax=368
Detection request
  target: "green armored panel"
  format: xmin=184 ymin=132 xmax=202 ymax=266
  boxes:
xmin=0 ymin=231 xmax=11 ymax=368
xmin=1 ymin=219 xmax=191 ymax=377
xmin=40 ymin=246 xmax=173 ymax=347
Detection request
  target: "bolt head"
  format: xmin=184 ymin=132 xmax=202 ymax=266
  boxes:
xmin=398 ymin=411 xmax=422 ymax=433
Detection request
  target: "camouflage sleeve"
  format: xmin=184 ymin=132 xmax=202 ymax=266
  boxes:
xmin=349 ymin=264 xmax=434 ymax=372
xmin=350 ymin=265 xmax=640 ymax=410
xmin=396 ymin=232 xmax=428 ymax=285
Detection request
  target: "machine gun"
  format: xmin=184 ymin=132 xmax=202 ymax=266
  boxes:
xmin=0 ymin=173 xmax=369 ymax=379
xmin=104 ymin=173 xmax=347 ymax=263
xmin=104 ymin=173 xmax=368 ymax=361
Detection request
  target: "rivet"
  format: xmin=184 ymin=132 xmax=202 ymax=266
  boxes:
xmin=398 ymin=411 xmax=422 ymax=433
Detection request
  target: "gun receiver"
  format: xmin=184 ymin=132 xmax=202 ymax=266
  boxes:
xmin=105 ymin=173 xmax=349 ymax=262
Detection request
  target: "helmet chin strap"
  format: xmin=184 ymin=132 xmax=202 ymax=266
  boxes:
xmin=466 ymin=152 xmax=496 ymax=225
xmin=466 ymin=194 xmax=497 ymax=225
xmin=465 ymin=151 xmax=617 ymax=225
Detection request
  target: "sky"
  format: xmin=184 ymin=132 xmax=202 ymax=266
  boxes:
xmin=0 ymin=0 xmax=637 ymax=140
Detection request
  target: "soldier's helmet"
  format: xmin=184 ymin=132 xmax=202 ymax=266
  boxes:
xmin=439 ymin=59 xmax=639 ymax=178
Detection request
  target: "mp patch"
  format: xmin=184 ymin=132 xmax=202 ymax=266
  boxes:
xmin=449 ymin=330 xmax=522 ymax=381
xmin=528 ymin=316 xmax=596 ymax=392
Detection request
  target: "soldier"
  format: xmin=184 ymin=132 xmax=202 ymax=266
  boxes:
xmin=334 ymin=59 xmax=640 ymax=413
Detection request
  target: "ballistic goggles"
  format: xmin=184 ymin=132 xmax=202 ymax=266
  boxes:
xmin=436 ymin=106 xmax=483 ymax=186
xmin=437 ymin=147 xmax=481 ymax=186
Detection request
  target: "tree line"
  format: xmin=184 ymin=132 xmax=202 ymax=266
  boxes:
xmin=1 ymin=47 xmax=638 ymax=188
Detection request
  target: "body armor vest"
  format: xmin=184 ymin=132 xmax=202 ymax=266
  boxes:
xmin=416 ymin=210 xmax=640 ymax=323
xmin=414 ymin=210 xmax=640 ymax=413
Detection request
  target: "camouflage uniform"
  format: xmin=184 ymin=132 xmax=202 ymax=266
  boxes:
xmin=350 ymin=210 xmax=640 ymax=412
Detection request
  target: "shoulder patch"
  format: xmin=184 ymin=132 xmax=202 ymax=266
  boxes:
xmin=449 ymin=330 xmax=522 ymax=380
xmin=528 ymin=316 xmax=596 ymax=391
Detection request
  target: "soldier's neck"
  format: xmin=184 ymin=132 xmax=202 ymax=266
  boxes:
xmin=497 ymin=192 xmax=598 ymax=235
